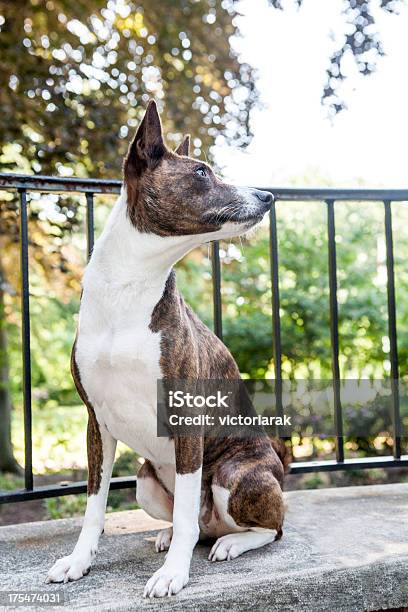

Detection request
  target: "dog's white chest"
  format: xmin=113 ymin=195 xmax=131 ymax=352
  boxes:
xmin=75 ymin=279 xmax=174 ymax=466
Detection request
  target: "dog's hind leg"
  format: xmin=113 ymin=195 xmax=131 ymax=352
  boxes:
xmin=136 ymin=460 xmax=174 ymax=552
xmin=46 ymin=421 xmax=117 ymax=583
xmin=208 ymin=459 xmax=285 ymax=563
xmin=209 ymin=529 xmax=276 ymax=562
xmin=155 ymin=526 xmax=173 ymax=552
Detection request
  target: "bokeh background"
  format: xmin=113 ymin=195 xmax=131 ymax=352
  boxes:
xmin=1 ymin=0 xmax=408 ymax=523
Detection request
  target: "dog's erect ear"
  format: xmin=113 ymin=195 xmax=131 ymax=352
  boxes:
xmin=125 ymin=100 xmax=166 ymax=175
xmin=175 ymin=135 xmax=190 ymax=157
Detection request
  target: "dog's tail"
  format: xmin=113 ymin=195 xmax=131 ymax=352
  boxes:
xmin=270 ymin=438 xmax=291 ymax=474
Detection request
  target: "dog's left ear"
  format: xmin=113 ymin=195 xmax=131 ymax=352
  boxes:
xmin=125 ymin=100 xmax=166 ymax=176
xmin=175 ymin=135 xmax=190 ymax=157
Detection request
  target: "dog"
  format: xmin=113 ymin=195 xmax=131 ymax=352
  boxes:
xmin=46 ymin=100 xmax=287 ymax=597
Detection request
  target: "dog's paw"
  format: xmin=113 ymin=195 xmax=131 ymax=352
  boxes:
xmin=143 ymin=562 xmax=189 ymax=598
xmin=45 ymin=554 xmax=92 ymax=584
xmin=155 ymin=527 xmax=173 ymax=553
xmin=208 ymin=534 xmax=245 ymax=562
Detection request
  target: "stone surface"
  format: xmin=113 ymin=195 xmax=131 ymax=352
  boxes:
xmin=1 ymin=483 xmax=407 ymax=611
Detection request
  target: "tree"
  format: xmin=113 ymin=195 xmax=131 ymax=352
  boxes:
xmin=0 ymin=0 xmax=256 ymax=177
xmin=268 ymin=0 xmax=406 ymax=114
xmin=0 ymin=0 xmax=256 ymax=473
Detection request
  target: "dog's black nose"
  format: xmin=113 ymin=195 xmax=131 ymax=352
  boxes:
xmin=253 ymin=189 xmax=273 ymax=205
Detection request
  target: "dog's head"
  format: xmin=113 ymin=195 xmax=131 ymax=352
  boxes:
xmin=123 ymin=100 xmax=273 ymax=239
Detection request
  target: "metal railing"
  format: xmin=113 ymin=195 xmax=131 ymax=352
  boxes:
xmin=0 ymin=173 xmax=407 ymax=504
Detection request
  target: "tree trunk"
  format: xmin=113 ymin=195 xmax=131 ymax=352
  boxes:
xmin=0 ymin=259 xmax=21 ymax=474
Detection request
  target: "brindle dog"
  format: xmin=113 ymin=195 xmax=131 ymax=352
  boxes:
xmin=46 ymin=100 xmax=288 ymax=598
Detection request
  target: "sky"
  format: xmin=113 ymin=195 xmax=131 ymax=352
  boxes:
xmin=214 ymin=0 xmax=408 ymax=188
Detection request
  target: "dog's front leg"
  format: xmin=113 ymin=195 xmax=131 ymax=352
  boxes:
xmin=144 ymin=436 xmax=203 ymax=598
xmin=46 ymin=417 xmax=117 ymax=583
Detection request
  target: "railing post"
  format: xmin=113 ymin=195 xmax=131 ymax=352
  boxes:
xmin=211 ymin=241 xmax=223 ymax=341
xmin=326 ymin=199 xmax=344 ymax=463
xmin=85 ymin=192 xmax=94 ymax=261
xmin=384 ymin=200 xmax=401 ymax=459
xmin=19 ymin=189 xmax=33 ymax=491
xmin=269 ymin=201 xmax=283 ymax=425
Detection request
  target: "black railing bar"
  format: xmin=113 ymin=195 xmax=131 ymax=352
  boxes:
xmin=2 ymin=455 xmax=408 ymax=503
xmin=384 ymin=200 xmax=401 ymax=459
xmin=258 ymin=187 xmax=408 ymax=201
xmin=211 ymin=241 xmax=223 ymax=340
xmin=0 ymin=174 xmax=121 ymax=194
xmin=18 ymin=189 xmax=33 ymax=491
xmin=289 ymin=454 xmax=408 ymax=474
xmin=86 ymin=192 xmax=95 ymax=260
xmin=269 ymin=200 xmax=283 ymax=424
xmin=2 ymin=174 xmax=408 ymax=200
xmin=0 ymin=476 xmax=137 ymax=504
xmin=326 ymin=199 xmax=345 ymax=463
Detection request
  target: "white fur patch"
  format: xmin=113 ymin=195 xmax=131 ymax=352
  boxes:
xmin=144 ymin=469 xmax=202 ymax=598
xmin=155 ymin=527 xmax=173 ymax=553
xmin=209 ymin=530 xmax=276 ymax=562
xmin=199 ymin=484 xmax=246 ymax=539
xmin=47 ymin=428 xmax=117 ymax=583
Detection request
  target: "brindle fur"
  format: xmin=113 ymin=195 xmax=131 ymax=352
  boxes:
xmin=175 ymin=135 xmax=190 ymax=157
xmin=124 ymin=105 xmax=246 ymax=237
xmin=71 ymin=342 xmax=103 ymax=496
xmin=147 ymin=249 xmax=288 ymax=533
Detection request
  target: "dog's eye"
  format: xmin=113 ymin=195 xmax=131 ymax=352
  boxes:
xmin=195 ymin=166 xmax=207 ymax=178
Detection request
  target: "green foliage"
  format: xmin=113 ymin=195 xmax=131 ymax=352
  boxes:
xmin=46 ymin=494 xmax=87 ymax=520
xmin=44 ymin=449 xmax=138 ymax=519
xmin=0 ymin=472 xmax=24 ymax=491
xmin=112 ymin=450 xmax=137 ymax=478
xmin=177 ymin=201 xmax=408 ymax=381
xmin=303 ymin=474 xmax=325 ymax=490
xmin=26 ymin=297 xmax=79 ymax=407
xmin=12 ymin=405 xmax=87 ymax=472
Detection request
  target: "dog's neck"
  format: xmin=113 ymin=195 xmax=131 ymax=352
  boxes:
xmin=83 ymin=188 xmax=198 ymax=298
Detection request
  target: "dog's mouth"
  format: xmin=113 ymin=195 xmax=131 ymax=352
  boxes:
xmin=239 ymin=211 xmax=268 ymax=224
xmin=232 ymin=207 xmax=271 ymax=227
xmin=203 ymin=203 xmax=269 ymax=227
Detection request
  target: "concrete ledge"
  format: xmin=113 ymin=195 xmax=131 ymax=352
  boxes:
xmin=1 ymin=483 xmax=407 ymax=611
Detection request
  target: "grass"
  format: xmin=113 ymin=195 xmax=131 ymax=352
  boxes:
xmin=44 ymin=450 xmax=139 ymax=519
xmin=8 ymin=406 xmax=139 ymax=520
xmin=12 ymin=405 xmax=88 ymax=473
xmin=11 ymin=404 xmax=130 ymax=474
xmin=0 ymin=472 xmax=24 ymax=491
